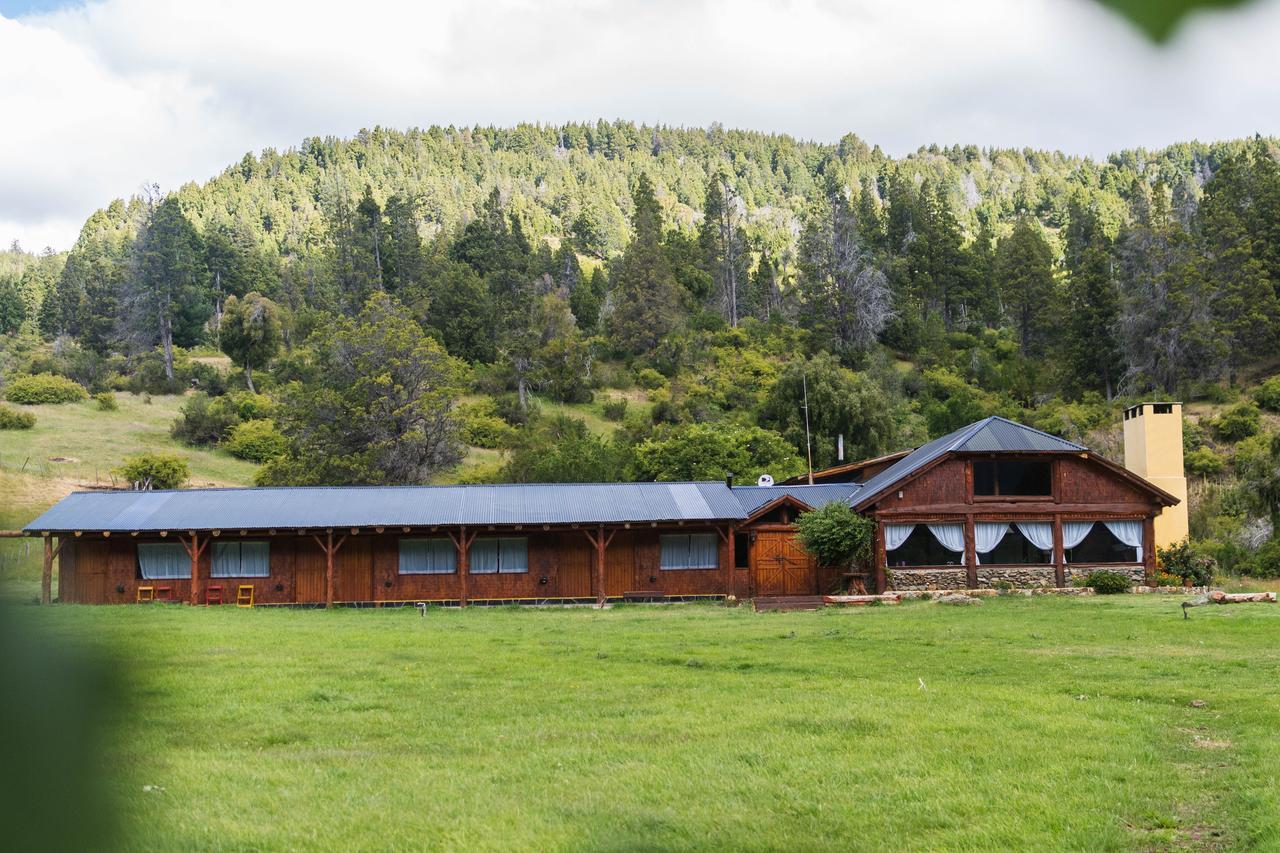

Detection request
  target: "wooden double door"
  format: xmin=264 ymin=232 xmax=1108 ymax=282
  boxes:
xmin=752 ymin=530 xmax=816 ymax=597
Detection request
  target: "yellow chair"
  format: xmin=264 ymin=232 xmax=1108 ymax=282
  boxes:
xmin=136 ymin=586 xmax=155 ymax=603
xmin=236 ymin=585 xmax=255 ymax=608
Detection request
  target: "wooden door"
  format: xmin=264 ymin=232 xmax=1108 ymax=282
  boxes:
xmin=335 ymin=538 xmax=373 ymax=603
xmin=295 ymin=541 xmax=326 ymax=604
xmin=74 ymin=540 xmax=108 ymax=603
xmin=603 ymin=532 xmax=634 ymax=597
xmin=556 ymin=534 xmax=592 ymax=598
xmin=753 ymin=531 xmax=816 ymax=596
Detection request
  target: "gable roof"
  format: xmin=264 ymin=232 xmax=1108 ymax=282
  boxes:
xmin=779 ymin=450 xmax=912 ymax=485
xmin=851 ymin=417 xmax=1087 ymax=509
xmin=732 ymin=484 xmax=862 ymax=516
xmin=24 ymin=482 xmax=748 ymax=533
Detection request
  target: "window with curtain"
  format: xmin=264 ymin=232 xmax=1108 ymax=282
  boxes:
xmin=886 ymin=526 xmax=962 ymax=567
xmin=137 ymin=542 xmax=189 ymax=580
xmin=469 ymin=537 xmax=528 ymax=574
xmin=973 ymin=459 xmax=1053 ymax=497
xmin=1067 ymin=524 xmax=1139 ymax=563
xmin=211 ymin=541 xmax=270 ymax=577
xmin=981 ymin=525 xmax=1052 ymax=564
xmin=399 ymin=538 xmax=457 ymax=574
xmin=660 ymin=533 xmax=720 ymax=570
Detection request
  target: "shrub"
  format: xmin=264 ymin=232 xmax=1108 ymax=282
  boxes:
xmin=1184 ymin=447 xmax=1225 ymax=479
xmin=601 ymin=397 xmax=629 ymax=421
xmin=224 ymin=418 xmax=288 ymax=462
xmin=115 ymin=452 xmax=190 ymax=490
xmin=1157 ymin=539 xmax=1217 ymax=586
xmin=94 ymin=392 xmax=118 ymax=412
xmin=458 ymin=402 xmax=519 ymax=450
xmin=635 ymin=367 xmax=666 ymax=390
xmin=1084 ymin=570 xmax=1131 ymax=594
xmin=1253 ymin=375 xmax=1280 ymax=412
xmin=491 ymin=393 xmax=539 ymax=427
xmin=170 ymin=392 xmax=241 ymax=446
xmin=4 ymin=373 xmax=88 ymax=404
xmin=794 ymin=502 xmax=876 ymax=568
xmin=1211 ymin=402 xmax=1261 ymax=443
xmin=1153 ymin=570 xmax=1182 ymax=588
xmin=1239 ymin=539 xmax=1280 ymax=578
xmin=0 ymin=404 xmax=36 ymax=429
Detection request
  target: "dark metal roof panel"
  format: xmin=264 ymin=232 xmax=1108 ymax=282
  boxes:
xmin=731 ymin=484 xmax=862 ymax=514
xmin=852 ymin=417 xmax=1087 ymax=507
xmin=24 ymin=482 xmax=748 ymax=532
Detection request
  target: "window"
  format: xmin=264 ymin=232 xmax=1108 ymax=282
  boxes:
xmin=1067 ymin=525 xmax=1139 ymax=564
xmin=212 ymin=541 xmax=270 ymax=577
xmin=399 ymin=538 xmax=456 ymax=574
xmin=733 ymin=533 xmax=750 ymax=569
xmin=981 ymin=527 xmax=1052 ymax=565
xmin=885 ymin=526 xmax=964 ymax=567
xmin=137 ymin=542 xmax=189 ymax=580
xmin=470 ymin=537 xmax=528 ymax=574
xmin=660 ymin=533 xmax=719 ymax=570
xmin=973 ymin=459 xmax=1052 ymax=497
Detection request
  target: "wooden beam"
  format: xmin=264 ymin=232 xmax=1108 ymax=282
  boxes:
xmin=963 ymin=516 xmax=978 ymax=588
xmin=1052 ymin=515 xmax=1065 ymax=588
xmin=873 ymin=522 xmax=887 ymax=595
xmin=180 ymin=531 xmax=209 ymax=605
xmin=725 ymin=524 xmax=736 ymax=600
xmin=41 ymin=535 xmax=65 ymax=605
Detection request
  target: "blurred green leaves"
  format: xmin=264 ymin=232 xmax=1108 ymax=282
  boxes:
xmin=1094 ymin=0 xmax=1256 ymax=42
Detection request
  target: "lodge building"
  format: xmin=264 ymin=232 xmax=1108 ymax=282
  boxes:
xmin=22 ymin=412 xmax=1185 ymax=606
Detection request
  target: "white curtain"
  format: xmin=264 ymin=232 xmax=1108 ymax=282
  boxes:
xmin=399 ymin=538 xmax=456 ymax=575
xmin=213 ymin=541 xmax=270 ymax=578
xmin=927 ymin=524 xmax=966 ymax=564
xmin=1016 ymin=522 xmax=1054 ymax=555
xmin=883 ymin=524 xmax=915 ymax=551
xmin=660 ymin=534 xmax=719 ymax=570
xmin=498 ymin=537 xmax=529 ymax=574
xmin=1061 ymin=522 xmax=1094 ymax=562
xmin=1104 ymin=521 xmax=1144 ymax=562
xmin=973 ymin=523 xmax=1009 ymax=565
xmin=138 ymin=542 xmax=188 ymax=580
xmin=470 ymin=538 xmax=500 ymax=574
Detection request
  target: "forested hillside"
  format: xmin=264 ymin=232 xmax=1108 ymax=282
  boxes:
xmin=2 ymin=121 xmax=1279 ymax=575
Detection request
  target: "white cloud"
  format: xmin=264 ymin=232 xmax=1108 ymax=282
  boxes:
xmin=2 ymin=0 xmax=1279 ymax=251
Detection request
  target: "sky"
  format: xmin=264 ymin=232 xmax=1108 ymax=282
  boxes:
xmin=2 ymin=0 xmax=1279 ymax=252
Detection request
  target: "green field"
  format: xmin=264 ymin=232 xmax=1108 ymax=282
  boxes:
xmin=8 ymin=596 xmax=1279 ymax=850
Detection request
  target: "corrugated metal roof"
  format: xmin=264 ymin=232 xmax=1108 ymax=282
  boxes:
xmin=24 ymin=482 xmax=748 ymax=533
xmin=852 ymin=416 xmax=1086 ymax=508
xmin=731 ymin=484 xmax=862 ymax=515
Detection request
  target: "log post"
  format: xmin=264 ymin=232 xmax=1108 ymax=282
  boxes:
xmin=310 ymin=530 xmax=347 ymax=608
xmin=41 ymin=534 xmax=65 ymax=606
xmin=725 ymin=525 xmax=736 ymax=600
xmin=1143 ymin=515 xmax=1157 ymax=583
xmin=1052 ymin=515 xmax=1065 ymax=588
xmin=963 ymin=515 xmax=978 ymax=588
xmin=873 ymin=521 xmax=887 ymax=595
xmin=181 ymin=532 xmax=209 ymax=605
xmin=582 ymin=526 xmax=615 ymax=607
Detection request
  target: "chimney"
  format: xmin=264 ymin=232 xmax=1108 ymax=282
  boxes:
xmin=725 ymin=473 xmax=734 ymax=489
xmin=1122 ymin=402 xmax=1188 ymax=550
xmin=837 ymin=434 xmax=845 ymax=462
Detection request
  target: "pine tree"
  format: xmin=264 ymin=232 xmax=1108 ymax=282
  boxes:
xmin=995 ymin=216 xmax=1057 ymax=358
xmin=608 ymin=174 xmax=681 ymax=355
xmin=1062 ymin=201 xmax=1122 ymax=397
xmin=698 ymin=171 xmax=748 ymax=327
xmin=219 ymin=292 xmax=283 ymax=393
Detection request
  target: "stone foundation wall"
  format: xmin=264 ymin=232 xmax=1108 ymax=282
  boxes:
xmin=976 ymin=567 xmax=1056 ymax=588
xmin=1064 ymin=565 xmax=1146 ymax=585
xmin=887 ymin=568 xmax=969 ymax=591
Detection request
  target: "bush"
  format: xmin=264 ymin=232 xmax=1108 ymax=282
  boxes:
xmin=1084 ymin=570 xmax=1131 ymax=594
xmin=1211 ymin=402 xmax=1261 ymax=442
xmin=635 ymin=367 xmax=666 ymax=390
xmin=0 ymin=403 xmax=36 ymax=429
xmin=794 ymin=503 xmax=876 ymax=568
xmin=1253 ymin=375 xmax=1280 ymax=412
xmin=1239 ymin=539 xmax=1280 ymax=578
xmin=1184 ymin=446 xmax=1225 ymax=479
xmin=170 ymin=392 xmax=242 ymax=446
xmin=601 ymin=397 xmax=629 ymax=421
xmin=458 ymin=402 xmax=518 ymax=450
xmin=115 ymin=452 xmax=190 ymax=490
xmin=94 ymin=392 xmax=118 ymax=412
xmin=3 ymin=372 xmax=88 ymax=404
xmin=223 ymin=418 xmax=288 ymax=462
xmin=1157 ymin=539 xmax=1217 ymax=586
xmin=491 ymin=393 xmax=539 ymax=427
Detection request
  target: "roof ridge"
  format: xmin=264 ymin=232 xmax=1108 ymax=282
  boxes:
xmin=58 ymin=480 xmax=736 ymax=497
xmin=981 ymin=415 xmax=1087 ymax=450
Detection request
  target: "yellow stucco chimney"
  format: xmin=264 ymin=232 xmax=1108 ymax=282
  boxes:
xmin=1123 ymin=402 xmax=1188 ymax=550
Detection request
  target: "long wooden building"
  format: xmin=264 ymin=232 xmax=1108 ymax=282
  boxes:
xmin=23 ymin=414 xmax=1181 ymax=606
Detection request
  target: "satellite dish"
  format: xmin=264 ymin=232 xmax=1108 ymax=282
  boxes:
xmin=757 ymin=474 xmax=774 ymax=487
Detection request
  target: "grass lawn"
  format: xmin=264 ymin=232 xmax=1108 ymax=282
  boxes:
xmin=9 ymin=596 xmax=1280 ymax=850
